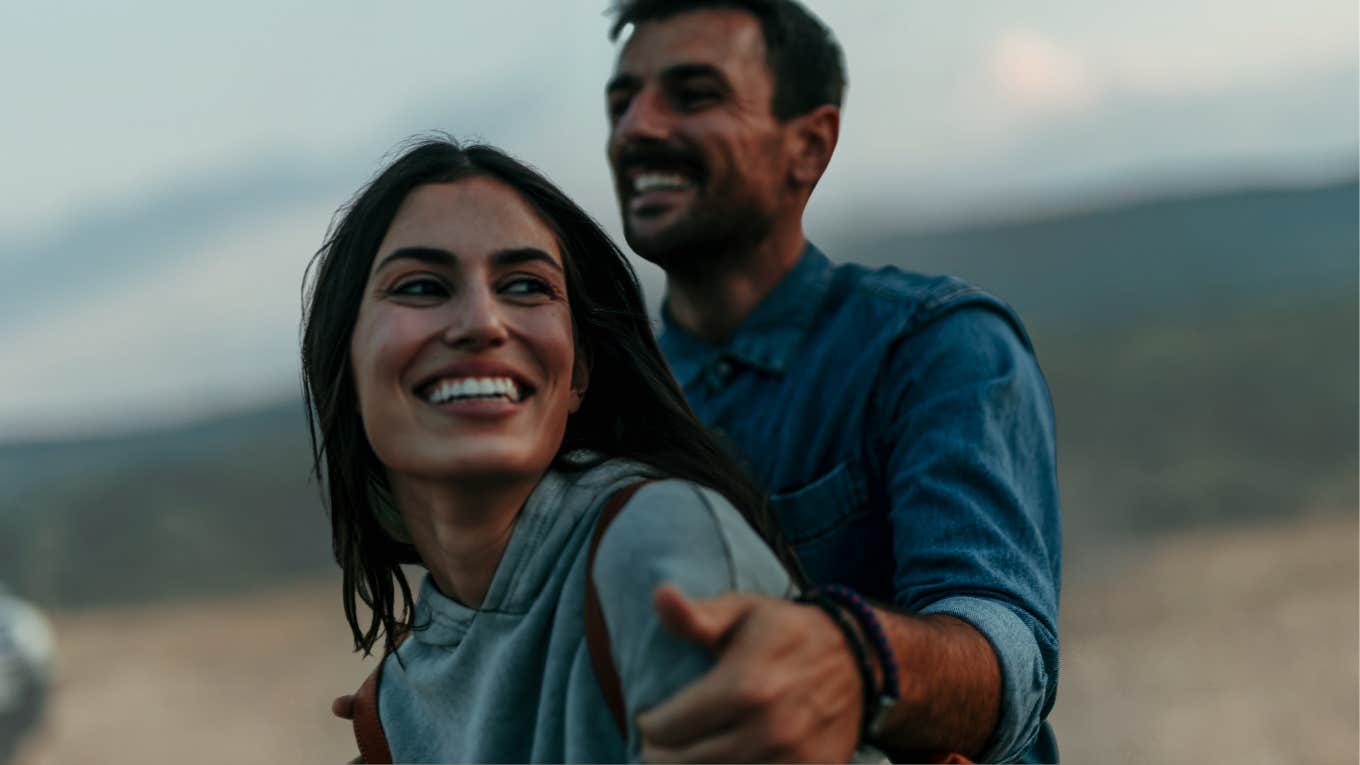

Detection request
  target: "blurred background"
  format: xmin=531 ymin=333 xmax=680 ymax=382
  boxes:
xmin=1 ymin=1 xmax=1355 ymax=762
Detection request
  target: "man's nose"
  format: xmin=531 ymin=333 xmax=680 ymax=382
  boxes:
xmin=441 ymin=285 xmax=509 ymax=350
xmin=612 ymin=88 xmax=671 ymax=145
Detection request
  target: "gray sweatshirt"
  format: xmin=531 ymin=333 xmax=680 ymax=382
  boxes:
xmin=377 ymin=456 xmax=797 ymax=763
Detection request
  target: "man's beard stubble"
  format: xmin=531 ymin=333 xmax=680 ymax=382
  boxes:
xmin=623 ymin=195 xmax=775 ymax=281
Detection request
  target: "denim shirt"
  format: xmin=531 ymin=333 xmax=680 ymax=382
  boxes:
xmin=659 ymin=244 xmax=1062 ymax=762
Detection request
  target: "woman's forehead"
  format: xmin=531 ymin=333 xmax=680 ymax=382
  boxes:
xmin=380 ymin=178 xmax=562 ymax=263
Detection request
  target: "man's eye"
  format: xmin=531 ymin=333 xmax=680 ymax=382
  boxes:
xmin=607 ymin=94 xmax=632 ymax=123
xmin=675 ymin=88 xmax=719 ymax=110
xmin=390 ymin=278 xmax=447 ymax=297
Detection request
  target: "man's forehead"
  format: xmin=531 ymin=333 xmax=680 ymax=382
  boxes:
xmin=612 ymin=7 xmax=768 ymax=78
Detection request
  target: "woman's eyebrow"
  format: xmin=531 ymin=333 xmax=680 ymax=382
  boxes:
xmin=374 ymin=246 xmax=455 ymax=272
xmin=374 ymin=246 xmax=562 ymax=274
xmin=492 ymin=247 xmax=563 ymax=273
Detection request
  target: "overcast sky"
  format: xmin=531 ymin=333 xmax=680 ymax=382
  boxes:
xmin=1 ymin=0 xmax=1355 ymax=441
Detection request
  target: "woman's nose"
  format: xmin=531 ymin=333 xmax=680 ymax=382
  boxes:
xmin=441 ymin=285 xmax=509 ymax=350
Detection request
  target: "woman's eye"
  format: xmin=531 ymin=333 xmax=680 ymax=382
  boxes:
xmin=502 ymin=277 xmax=553 ymax=296
xmin=390 ymin=278 xmax=447 ymax=298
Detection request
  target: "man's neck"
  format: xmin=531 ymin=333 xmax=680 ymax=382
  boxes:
xmin=665 ymin=226 xmax=806 ymax=345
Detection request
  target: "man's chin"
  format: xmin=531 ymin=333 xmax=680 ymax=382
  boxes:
xmin=622 ymin=215 xmax=690 ymax=266
xmin=621 ymin=205 xmax=769 ymax=274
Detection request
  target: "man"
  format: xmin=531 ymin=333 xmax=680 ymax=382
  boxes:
xmin=604 ymin=1 xmax=1060 ymax=762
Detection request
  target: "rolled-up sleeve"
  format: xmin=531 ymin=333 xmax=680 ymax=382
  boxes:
xmin=876 ymin=305 xmax=1062 ymax=762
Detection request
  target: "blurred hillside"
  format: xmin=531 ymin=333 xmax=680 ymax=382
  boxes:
xmin=849 ymin=181 xmax=1358 ymax=328
xmin=0 ymin=405 xmax=325 ymax=607
xmin=1 ymin=179 xmax=1355 ymax=608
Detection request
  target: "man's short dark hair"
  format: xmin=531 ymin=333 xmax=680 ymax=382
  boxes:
xmin=608 ymin=0 xmax=846 ymax=121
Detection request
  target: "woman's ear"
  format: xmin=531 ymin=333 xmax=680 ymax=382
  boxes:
xmin=568 ymin=348 xmax=590 ymax=414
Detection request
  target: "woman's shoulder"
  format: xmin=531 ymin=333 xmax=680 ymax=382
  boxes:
xmin=550 ymin=450 xmax=660 ymax=496
xmin=605 ymin=478 xmax=735 ymax=542
xmin=594 ymin=477 xmax=793 ymax=598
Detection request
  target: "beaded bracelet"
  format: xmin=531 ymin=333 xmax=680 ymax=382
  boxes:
xmin=795 ymin=591 xmax=878 ymax=740
xmin=814 ymin=584 xmax=901 ymax=737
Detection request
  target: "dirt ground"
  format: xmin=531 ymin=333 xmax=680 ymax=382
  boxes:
xmin=1051 ymin=510 xmax=1358 ymax=764
xmin=12 ymin=511 xmax=1358 ymax=765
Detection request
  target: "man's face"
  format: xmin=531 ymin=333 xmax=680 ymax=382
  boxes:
xmin=606 ymin=8 xmax=792 ymax=272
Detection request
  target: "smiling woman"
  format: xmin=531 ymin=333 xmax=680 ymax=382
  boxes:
xmin=349 ymin=179 xmax=584 ymax=497
xmin=299 ymin=137 xmax=807 ymax=763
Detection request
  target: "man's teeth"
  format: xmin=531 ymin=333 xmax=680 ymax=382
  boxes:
xmin=426 ymin=376 xmax=521 ymax=404
xmin=634 ymin=172 xmax=692 ymax=193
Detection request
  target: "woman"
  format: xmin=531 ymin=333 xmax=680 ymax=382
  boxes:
xmin=301 ymin=137 xmax=808 ymax=763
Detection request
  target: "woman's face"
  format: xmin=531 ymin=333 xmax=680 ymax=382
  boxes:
xmin=349 ymin=177 xmax=585 ymax=487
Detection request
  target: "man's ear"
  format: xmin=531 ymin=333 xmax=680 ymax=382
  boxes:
xmin=568 ymin=348 xmax=590 ymax=414
xmin=787 ymin=104 xmax=840 ymax=189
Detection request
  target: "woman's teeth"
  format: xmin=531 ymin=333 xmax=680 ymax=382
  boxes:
xmin=425 ymin=376 xmax=521 ymax=404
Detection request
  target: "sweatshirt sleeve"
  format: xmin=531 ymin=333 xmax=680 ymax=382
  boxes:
xmin=590 ymin=479 xmax=796 ymax=761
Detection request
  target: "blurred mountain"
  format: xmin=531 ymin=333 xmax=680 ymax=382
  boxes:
xmin=0 ymin=402 xmax=329 ymax=608
xmin=844 ymin=180 xmax=1357 ymax=328
xmin=1 ymin=179 xmax=1355 ymax=608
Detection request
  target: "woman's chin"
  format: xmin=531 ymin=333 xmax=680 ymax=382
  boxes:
xmin=394 ymin=447 xmax=557 ymax=487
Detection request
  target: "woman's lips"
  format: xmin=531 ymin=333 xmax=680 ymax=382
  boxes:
xmin=424 ymin=394 xmax=523 ymax=419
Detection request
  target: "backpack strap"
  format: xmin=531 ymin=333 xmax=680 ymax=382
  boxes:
xmin=349 ymin=631 xmax=408 ymax=765
xmin=583 ymin=479 xmax=655 ymax=735
xmin=351 ymin=662 xmax=392 ymax=765
xmin=345 ymin=481 xmax=650 ymax=761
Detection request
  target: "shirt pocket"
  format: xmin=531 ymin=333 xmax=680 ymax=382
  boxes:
xmin=768 ymin=459 xmax=869 ymax=545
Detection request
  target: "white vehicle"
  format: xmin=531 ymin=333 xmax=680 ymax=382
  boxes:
xmin=0 ymin=588 xmax=54 ymax=764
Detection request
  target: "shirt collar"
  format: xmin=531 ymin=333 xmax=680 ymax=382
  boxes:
xmin=659 ymin=243 xmax=833 ymax=384
xmin=410 ymin=466 xmax=575 ymax=644
xmin=410 ymin=454 xmax=657 ymax=646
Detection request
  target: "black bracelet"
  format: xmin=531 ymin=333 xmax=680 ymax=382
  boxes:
xmin=814 ymin=585 xmax=901 ymax=737
xmin=796 ymin=591 xmax=878 ymax=740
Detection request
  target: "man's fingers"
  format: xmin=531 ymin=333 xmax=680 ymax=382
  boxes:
xmin=641 ymin=723 xmax=768 ymax=764
xmin=331 ymin=694 xmax=356 ymax=720
xmin=651 ymin=584 xmax=752 ymax=648
xmin=635 ymin=658 xmax=746 ymax=746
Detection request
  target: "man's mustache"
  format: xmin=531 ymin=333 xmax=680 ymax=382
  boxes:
xmin=614 ymin=143 xmax=705 ymax=176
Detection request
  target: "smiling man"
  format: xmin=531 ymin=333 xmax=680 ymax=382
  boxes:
xmin=604 ymin=1 xmax=1061 ymax=762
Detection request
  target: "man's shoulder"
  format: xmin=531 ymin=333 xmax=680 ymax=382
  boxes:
xmin=822 ymin=259 xmax=1033 ymax=349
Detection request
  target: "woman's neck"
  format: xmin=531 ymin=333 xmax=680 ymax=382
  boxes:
xmin=390 ymin=473 xmax=541 ymax=610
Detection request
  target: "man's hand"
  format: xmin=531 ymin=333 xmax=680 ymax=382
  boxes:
xmin=332 ymin=694 xmax=356 ymax=721
xmin=636 ymin=584 xmax=863 ymax=763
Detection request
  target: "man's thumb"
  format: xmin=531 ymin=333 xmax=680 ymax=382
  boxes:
xmin=332 ymin=694 xmax=356 ymax=721
xmin=651 ymin=583 xmax=748 ymax=647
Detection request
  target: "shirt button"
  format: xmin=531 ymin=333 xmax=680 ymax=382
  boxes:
xmin=707 ymin=359 xmax=734 ymax=392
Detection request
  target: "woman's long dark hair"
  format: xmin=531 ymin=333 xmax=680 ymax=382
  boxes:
xmin=302 ymin=136 xmax=804 ymax=657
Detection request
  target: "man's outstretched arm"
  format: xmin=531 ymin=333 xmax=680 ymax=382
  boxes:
xmin=636 ymin=587 xmax=1002 ymax=762
xmin=639 ymin=306 xmax=1060 ymax=763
